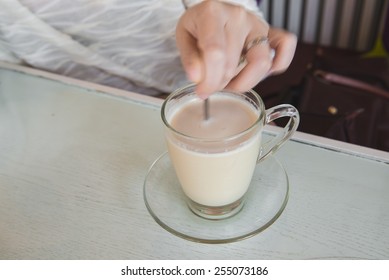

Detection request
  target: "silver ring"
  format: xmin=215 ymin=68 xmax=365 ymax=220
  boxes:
xmin=239 ymin=36 xmax=269 ymax=65
xmin=243 ymin=36 xmax=269 ymax=55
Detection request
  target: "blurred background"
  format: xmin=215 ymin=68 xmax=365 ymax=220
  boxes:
xmin=259 ymin=0 xmax=388 ymax=52
xmin=255 ymin=0 xmax=389 ymax=152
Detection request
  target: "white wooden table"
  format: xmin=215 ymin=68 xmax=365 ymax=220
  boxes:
xmin=1 ymin=62 xmax=388 ymax=260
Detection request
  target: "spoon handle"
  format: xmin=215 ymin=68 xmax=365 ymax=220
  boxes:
xmin=204 ymin=98 xmax=210 ymax=120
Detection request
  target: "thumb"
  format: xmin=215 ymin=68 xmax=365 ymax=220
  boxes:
xmin=178 ymin=37 xmax=207 ymax=98
xmin=176 ymin=25 xmax=204 ymax=86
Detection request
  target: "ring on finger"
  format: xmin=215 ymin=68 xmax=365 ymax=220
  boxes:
xmin=243 ymin=36 xmax=269 ymax=55
xmin=239 ymin=36 xmax=269 ymax=65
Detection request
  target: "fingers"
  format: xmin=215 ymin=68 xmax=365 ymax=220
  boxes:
xmin=177 ymin=1 xmax=257 ymax=99
xmin=176 ymin=3 xmax=227 ymax=99
xmin=226 ymin=28 xmax=297 ymax=92
xmin=176 ymin=1 xmax=296 ymax=99
xmin=225 ymin=40 xmax=272 ymax=92
xmin=268 ymin=28 xmax=297 ymax=75
xmin=194 ymin=12 xmax=228 ymax=99
xmin=195 ymin=11 xmax=249 ymax=98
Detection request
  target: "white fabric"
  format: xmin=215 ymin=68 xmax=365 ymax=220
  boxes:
xmin=0 ymin=0 xmax=261 ymax=95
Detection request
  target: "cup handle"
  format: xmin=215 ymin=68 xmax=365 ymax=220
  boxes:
xmin=257 ymin=104 xmax=300 ymax=163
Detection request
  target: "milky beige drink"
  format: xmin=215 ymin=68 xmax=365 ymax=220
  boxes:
xmin=166 ymin=94 xmax=261 ymax=207
xmin=162 ymin=85 xmax=299 ymax=220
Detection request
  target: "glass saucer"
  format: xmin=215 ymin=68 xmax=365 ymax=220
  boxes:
xmin=143 ymin=152 xmax=289 ymax=244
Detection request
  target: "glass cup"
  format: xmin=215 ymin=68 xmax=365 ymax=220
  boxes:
xmin=161 ymin=84 xmax=299 ymax=220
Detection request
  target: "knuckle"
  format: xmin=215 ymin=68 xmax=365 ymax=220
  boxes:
xmin=232 ymin=5 xmax=247 ymax=20
xmin=199 ymin=0 xmax=219 ymax=13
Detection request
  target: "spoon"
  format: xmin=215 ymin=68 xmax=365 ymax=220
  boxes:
xmin=204 ymin=98 xmax=210 ymax=120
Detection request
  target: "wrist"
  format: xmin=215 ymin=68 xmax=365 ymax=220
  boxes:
xmin=182 ymin=0 xmax=264 ymax=19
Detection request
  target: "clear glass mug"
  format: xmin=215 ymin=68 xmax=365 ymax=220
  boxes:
xmin=161 ymin=84 xmax=299 ymax=220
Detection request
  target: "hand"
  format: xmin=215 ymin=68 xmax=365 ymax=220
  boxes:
xmin=176 ymin=0 xmax=296 ymax=99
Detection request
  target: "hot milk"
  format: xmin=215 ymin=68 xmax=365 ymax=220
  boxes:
xmin=166 ymin=95 xmax=261 ymax=206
